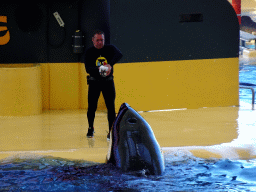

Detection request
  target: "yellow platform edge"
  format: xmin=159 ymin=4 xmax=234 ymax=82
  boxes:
xmin=1 ymin=105 xmax=256 ymax=163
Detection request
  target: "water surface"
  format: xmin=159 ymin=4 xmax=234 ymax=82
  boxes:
xmin=1 ymin=152 xmax=256 ymax=191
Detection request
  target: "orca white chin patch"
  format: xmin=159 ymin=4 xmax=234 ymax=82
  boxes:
xmin=106 ymin=130 xmax=112 ymax=161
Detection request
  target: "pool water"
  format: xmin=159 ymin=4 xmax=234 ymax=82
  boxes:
xmin=1 ymin=152 xmax=256 ymax=191
xmin=243 ymin=44 xmax=255 ymax=50
xmin=0 ymin=61 xmax=255 ymax=192
xmin=239 ymin=60 xmax=256 ymax=106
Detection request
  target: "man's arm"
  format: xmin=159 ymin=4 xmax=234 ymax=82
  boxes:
xmin=105 ymin=45 xmax=123 ymax=76
xmin=109 ymin=45 xmax=123 ymax=66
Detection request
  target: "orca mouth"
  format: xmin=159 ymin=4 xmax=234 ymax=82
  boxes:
xmin=127 ymin=118 xmax=137 ymax=124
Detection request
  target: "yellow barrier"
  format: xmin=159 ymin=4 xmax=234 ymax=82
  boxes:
xmin=40 ymin=63 xmax=106 ymax=111
xmin=0 ymin=64 xmax=42 ymax=116
xmin=114 ymin=58 xmax=239 ymax=111
xmin=0 ymin=58 xmax=239 ymax=116
xmin=41 ymin=58 xmax=238 ymax=112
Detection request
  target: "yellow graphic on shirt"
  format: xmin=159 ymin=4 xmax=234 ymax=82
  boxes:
xmin=0 ymin=16 xmax=10 ymax=45
xmin=96 ymin=56 xmax=108 ymax=67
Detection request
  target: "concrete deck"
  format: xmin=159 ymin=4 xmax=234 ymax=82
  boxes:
xmin=0 ymin=104 xmax=256 ymax=163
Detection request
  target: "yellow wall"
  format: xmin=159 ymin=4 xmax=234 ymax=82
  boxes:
xmin=40 ymin=58 xmax=239 ymax=112
xmin=0 ymin=58 xmax=239 ymax=116
xmin=0 ymin=64 xmax=42 ymax=116
xmin=114 ymin=58 xmax=239 ymax=111
xmin=41 ymin=63 xmax=106 ymax=111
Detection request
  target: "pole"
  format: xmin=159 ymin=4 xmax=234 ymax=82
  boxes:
xmin=232 ymin=0 xmax=241 ymax=25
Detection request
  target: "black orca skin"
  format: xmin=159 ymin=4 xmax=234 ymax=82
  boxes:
xmin=106 ymin=103 xmax=165 ymax=175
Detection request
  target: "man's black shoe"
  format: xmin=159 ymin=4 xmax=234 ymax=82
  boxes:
xmin=87 ymin=127 xmax=94 ymax=138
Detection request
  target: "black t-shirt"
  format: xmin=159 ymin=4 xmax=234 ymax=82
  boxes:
xmin=84 ymin=44 xmax=123 ymax=79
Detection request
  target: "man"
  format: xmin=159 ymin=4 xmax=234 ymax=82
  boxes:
xmin=84 ymin=30 xmax=123 ymax=139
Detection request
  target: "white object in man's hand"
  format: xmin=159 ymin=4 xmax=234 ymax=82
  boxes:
xmin=99 ymin=65 xmax=109 ymax=77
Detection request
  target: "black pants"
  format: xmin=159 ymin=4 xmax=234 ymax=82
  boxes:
xmin=87 ymin=79 xmax=116 ymax=131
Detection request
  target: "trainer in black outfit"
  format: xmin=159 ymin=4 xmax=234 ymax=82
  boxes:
xmin=84 ymin=30 xmax=123 ymax=139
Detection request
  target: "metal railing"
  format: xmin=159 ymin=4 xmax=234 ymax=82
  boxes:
xmin=239 ymin=86 xmax=255 ymax=110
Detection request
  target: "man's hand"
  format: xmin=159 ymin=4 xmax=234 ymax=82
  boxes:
xmin=105 ymin=64 xmax=112 ymax=76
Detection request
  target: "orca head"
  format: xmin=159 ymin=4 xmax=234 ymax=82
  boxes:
xmin=106 ymin=103 xmax=129 ymax=167
xmin=106 ymin=103 xmax=165 ymax=175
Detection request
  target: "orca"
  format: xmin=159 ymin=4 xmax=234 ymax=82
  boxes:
xmin=106 ymin=103 xmax=165 ymax=175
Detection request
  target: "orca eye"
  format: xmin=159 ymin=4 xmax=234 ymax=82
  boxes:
xmin=127 ymin=118 xmax=137 ymax=124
